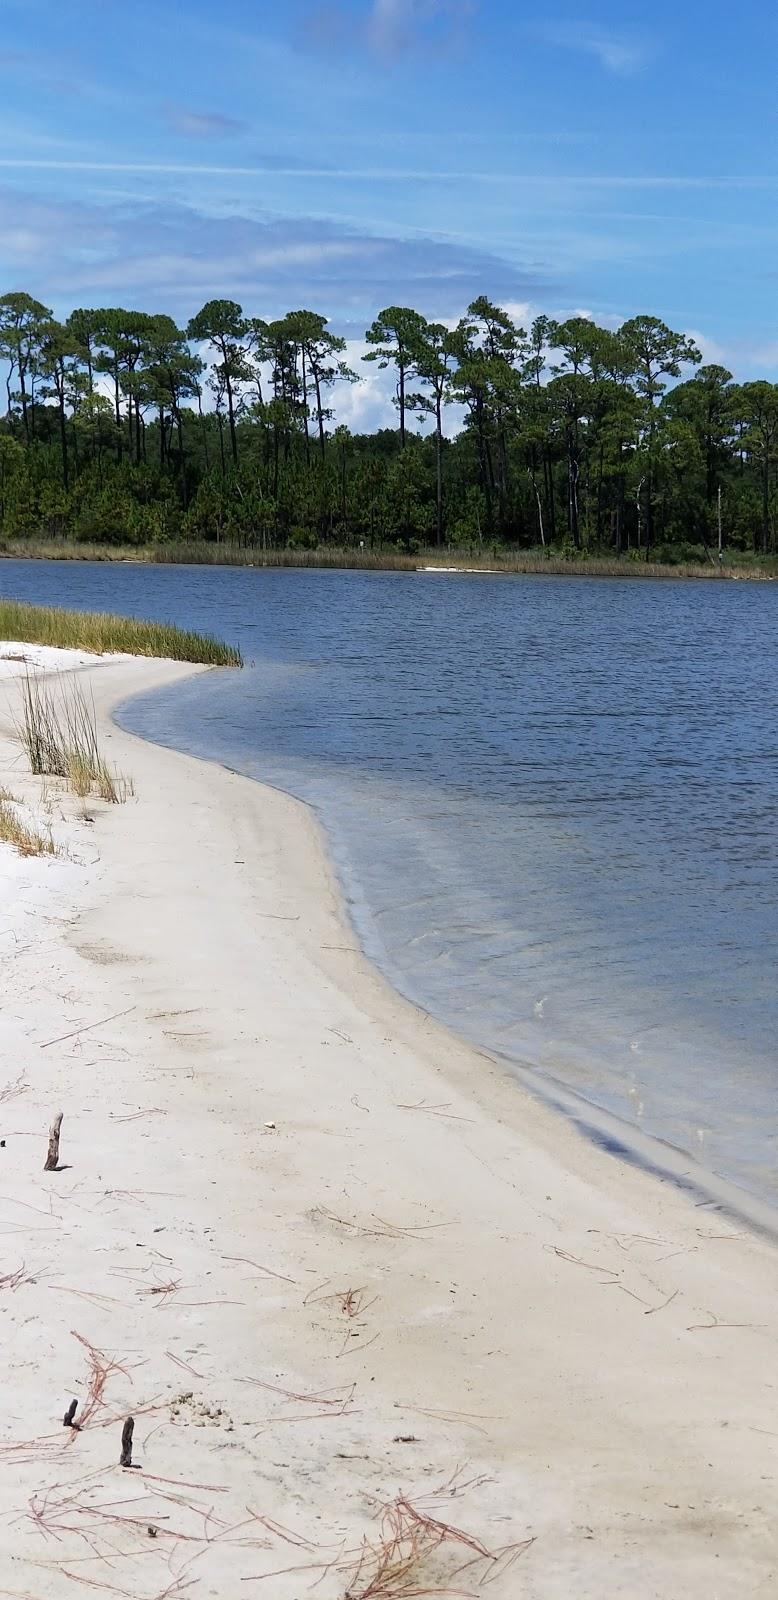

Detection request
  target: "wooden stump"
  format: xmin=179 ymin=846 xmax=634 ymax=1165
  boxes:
xmin=44 ymin=1112 xmax=63 ymax=1172
xmin=63 ymin=1399 xmax=78 ymax=1428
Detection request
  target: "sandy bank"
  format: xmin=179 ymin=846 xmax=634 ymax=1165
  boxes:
xmin=0 ymin=640 xmax=131 ymax=677
xmin=0 ymin=651 xmax=776 ymax=1599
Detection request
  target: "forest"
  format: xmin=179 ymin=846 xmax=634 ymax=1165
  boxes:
xmin=1 ymin=290 xmax=778 ymax=563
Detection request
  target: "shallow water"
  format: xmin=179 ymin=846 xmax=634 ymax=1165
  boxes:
xmin=3 ymin=560 xmax=777 ymax=1204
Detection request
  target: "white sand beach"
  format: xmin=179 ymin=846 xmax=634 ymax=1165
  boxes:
xmin=0 ymin=650 xmax=776 ymax=1599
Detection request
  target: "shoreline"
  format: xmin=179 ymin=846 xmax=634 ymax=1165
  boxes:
xmin=114 ymin=674 xmax=778 ymax=1240
xmin=2 ymin=652 xmax=778 ymax=1595
xmin=2 ymin=541 xmax=776 ymax=581
xmin=119 ymin=688 xmax=778 ymax=1245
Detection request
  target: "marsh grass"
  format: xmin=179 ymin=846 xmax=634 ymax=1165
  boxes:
xmin=2 ymin=536 xmax=773 ymax=580
xmin=0 ymin=797 xmax=56 ymax=858
xmin=16 ymin=673 xmax=131 ymax=803
xmin=0 ymin=598 xmax=241 ymax=665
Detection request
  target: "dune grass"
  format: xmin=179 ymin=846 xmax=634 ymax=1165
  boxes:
xmin=0 ymin=598 xmax=241 ymax=665
xmin=16 ymin=672 xmax=132 ymax=804
xmin=0 ymin=796 xmax=56 ymax=858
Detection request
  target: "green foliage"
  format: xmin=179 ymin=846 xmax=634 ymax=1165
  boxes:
xmin=0 ymin=286 xmax=776 ymax=562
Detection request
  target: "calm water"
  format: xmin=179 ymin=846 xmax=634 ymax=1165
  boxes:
xmin=3 ymin=560 xmax=778 ymax=1204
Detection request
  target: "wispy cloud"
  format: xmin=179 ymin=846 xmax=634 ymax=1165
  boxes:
xmin=367 ymin=0 xmax=472 ymax=57
xmin=0 ymin=158 xmax=773 ymax=190
xmin=164 ymin=104 xmax=249 ymax=139
xmin=304 ymin=0 xmax=474 ymax=61
xmin=538 ymin=22 xmax=651 ymax=75
xmin=0 ymin=183 xmax=551 ymax=319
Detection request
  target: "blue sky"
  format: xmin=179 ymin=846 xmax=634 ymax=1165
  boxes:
xmin=1 ymin=0 xmax=777 ymax=411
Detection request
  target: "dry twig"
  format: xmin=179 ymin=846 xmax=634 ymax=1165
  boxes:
xmin=241 ymin=1485 xmax=531 ymax=1596
xmin=0 ymin=1262 xmax=36 ymax=1290
xmin=0 ymin=1072 xmax=28 ymax=1103
xmin=221 ymin=1254 xmax=295 ymax=1284
xmin=39 ymin=1007 xmax=135 ymax=1049
xmin=312 ymin=1207 xmax=450 ymax=1242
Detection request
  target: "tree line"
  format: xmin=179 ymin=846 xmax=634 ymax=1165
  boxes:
xmin=1 ymin=289 xmax=778 ymax=560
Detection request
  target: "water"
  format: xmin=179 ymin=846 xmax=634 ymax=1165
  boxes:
xmin=3 ymin=560 xmax=778 ymax=1205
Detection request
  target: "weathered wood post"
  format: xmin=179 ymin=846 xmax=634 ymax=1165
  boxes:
xmin=44 ymin=1112 xmax=63 ymax=1171
xmin=120 ymin=1417 xmax=134 ymax=1467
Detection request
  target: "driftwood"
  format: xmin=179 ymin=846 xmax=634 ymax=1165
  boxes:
xmin=120 ymin=1417 xmax=134 ymax=1467
xmin=44 ymin=1112 xmax=63 ymax=1172
xmin=63 ymin=1399 xmax=78 ymax=1429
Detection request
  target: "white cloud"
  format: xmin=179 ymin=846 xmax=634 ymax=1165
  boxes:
xmin=501 ymin=299 xmax=533 ymax=327
xmin=339 ymin=335 xmax=468 ymax=435
xmin=538 ymin=22 xmax=650 ymax=75
xmin=682 ymin=328 xmax=727 ymax=366
xmin=339 ymin=339 xmax=398 ymax=430
xmin=562 ymin=305 xmax=624 ymax=330
xmin=164 ymin=104 xmax=249 ymax=139
xmin=367 ymin=0 xmax=466 ymax=55
xmin=305 ymin=0 xmax=473 ymax=60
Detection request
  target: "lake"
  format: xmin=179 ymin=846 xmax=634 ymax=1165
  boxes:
xmin=3 ymin=559 xmax=777 ymax=1206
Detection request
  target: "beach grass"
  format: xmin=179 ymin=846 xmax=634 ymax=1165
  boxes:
xmin=0 ymin=796 xmax=56 ymax=857
xmin=0 ymin=597 xmax=242 ymax=665
xmin=16 ymin=672 xmax=132 ymax=804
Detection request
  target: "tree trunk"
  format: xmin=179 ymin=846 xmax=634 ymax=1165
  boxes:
xmin=225 ymin=375 xmax=238 ymax=465
xmin=595 ymin=441 xmax=605 ymax=545
xmin=475 ymin=401 xmax=494 ymax=531
xmin=567 ymin=433 xmax=580 ymax=549
xmin=763 ymin=450 xmax=770 ymax=555
xmin=58 ymin=385 xmax=69 ymax=492
xmin=313 ymin=369 xmax=326 ymax=458
xmin=301 ymin=348 xmax=310 ymax=465
xmin=177 ymin=411 xmax=187 ymax=506
xmin=5 ymin=360 xmax=15 ymax=425
xmin=644 ymin=412 xmax=655 ymax=560
xmin=617 ymin=460 xmax=626 ymax=554
xmin=543 ymin=448 xmax=556 ymax=541
xmin=114 ymin=368 xmax=122 ymax=464
xmin=528 ymin=470 xmax=545 ymax=546
xmin=197 ymin=391 xmax=210 ymax=474
xmin=18 ymin=356 xmax=29 ymax=443
xmin=435 ymin=392 xmax=443 ymax=547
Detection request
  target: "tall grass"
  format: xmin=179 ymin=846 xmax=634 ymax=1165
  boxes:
xmin=0 ymin=797 xmax=56 ymax=857
xmin=0 ymin=598 xmax=241 ymax=665
xmin=141 ymin=544 xmax=761 ymax=581
xmin=1 ymin=536 xmax=772 ymax=580
xmin=16 ymin=673 xmax=131 ymax=804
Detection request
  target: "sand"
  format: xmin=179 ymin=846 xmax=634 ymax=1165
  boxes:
xmin=0 ymin=650 xmax=776 ymax=1600
xmin=0 ymin=641 xmax=131 ymax=677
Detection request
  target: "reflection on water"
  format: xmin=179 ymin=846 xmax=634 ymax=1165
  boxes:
xmin=2 ymin=560 xmax=777 ymax=1203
